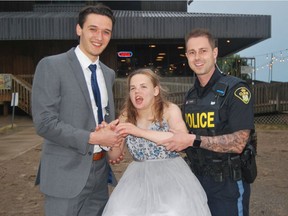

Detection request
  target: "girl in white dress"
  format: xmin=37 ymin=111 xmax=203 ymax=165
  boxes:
xmin=104 ymin=68 xmax=211 ymax=216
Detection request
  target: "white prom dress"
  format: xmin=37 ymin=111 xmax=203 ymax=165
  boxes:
xmin=102 ymin=120 xmax=211 ymax=216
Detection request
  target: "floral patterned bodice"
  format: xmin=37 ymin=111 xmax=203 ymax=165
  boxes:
xmin=126 ymin=120 xmax=179 ymax=161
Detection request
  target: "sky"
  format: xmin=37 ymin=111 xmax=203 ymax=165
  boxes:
xmin=188 ymin=0 xmax=288 ymax=82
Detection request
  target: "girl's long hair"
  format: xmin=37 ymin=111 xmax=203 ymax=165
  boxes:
xmin=120 ymin=68 xmax=169 ymax=126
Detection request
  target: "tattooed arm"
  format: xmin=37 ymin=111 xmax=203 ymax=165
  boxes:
xmin=200 ymin=129 xmax=250 ymax=154
xmin=158 ymin=129 xmax=250 ymax=154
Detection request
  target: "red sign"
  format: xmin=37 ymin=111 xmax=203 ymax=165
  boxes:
xmin=118 ymin=51 xmax=133 ymax=58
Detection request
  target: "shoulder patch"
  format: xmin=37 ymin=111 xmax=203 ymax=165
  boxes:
xmin=234 ymin=87 xmax=251 ymax=104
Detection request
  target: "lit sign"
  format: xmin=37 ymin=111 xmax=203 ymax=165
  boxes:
xmin=118 ymin=51 xmax=133 ymax=58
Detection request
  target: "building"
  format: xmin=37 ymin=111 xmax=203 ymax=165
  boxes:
xmin=0 ymin=1 xmax=271 ymax=77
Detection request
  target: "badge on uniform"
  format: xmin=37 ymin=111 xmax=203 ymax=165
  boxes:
xmin=186 ymin=99 xmax=197 ymax=105
xmin=234 ymin=87 xmax=251 ymax=104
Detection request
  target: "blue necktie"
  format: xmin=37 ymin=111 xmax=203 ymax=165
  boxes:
xmin=89 ymin=64 xmax=103 ymax=124
xmin=89 ymin=64 xmax=116 ymax=186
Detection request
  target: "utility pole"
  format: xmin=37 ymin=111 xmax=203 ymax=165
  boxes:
xmin=254 ymin=58 xmax=256 ymax=81
xmin=269 ymin=53 xmax=273 ymax=82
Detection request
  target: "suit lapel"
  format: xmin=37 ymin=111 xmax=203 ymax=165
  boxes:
xmin=66 ymin=48 xmax=93 ymax=112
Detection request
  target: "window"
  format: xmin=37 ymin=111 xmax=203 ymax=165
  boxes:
xmin=116 ymin=43 xmax=192 ymax=77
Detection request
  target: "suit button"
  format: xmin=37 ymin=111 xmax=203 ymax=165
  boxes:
xmin=88 ymin=152 xmax=92 ymax=156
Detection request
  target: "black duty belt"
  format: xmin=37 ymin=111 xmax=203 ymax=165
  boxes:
xmin=190 ymin=156 xmax=242 ymax=182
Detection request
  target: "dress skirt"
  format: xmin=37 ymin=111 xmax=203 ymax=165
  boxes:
xmin=102 ymin=156 xmax=211 ymax=216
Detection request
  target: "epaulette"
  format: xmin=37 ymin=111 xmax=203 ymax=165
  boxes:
xmin=213 ymin=74 xmax=244 ymax=97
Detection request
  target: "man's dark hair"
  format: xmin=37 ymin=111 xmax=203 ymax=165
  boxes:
xmin=78 ymin=3 xmax=116 ymax=29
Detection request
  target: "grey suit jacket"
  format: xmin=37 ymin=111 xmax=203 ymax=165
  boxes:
xmin=32 ymin=48 xmax=116 ymax=198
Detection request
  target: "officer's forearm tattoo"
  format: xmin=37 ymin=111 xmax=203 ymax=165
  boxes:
xmin=201 ymin=130 xmax=250 ymax=154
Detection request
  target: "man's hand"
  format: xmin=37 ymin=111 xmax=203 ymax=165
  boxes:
xmin=157 ymin=129 xmax=194 ymax=152
xmin=96 ymin=119 xmax=119 ymax=131
xmin=89 ymin=119 xmax=122 ymax=148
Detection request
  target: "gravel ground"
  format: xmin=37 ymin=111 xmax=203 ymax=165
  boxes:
xmin=0 ymin=124 xmax=287 ymax=216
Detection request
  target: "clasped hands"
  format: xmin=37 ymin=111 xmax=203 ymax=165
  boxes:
xmin=92 ymin=119 xmax=127 ymax=164
xmin=95 ymin=120 xmax=142 ymax=144
xmin=93 ymin=120 xmax=145 ymax=164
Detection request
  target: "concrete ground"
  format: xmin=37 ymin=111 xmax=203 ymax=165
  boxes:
xmin=0 ymin=115 xmax=43 ymax=164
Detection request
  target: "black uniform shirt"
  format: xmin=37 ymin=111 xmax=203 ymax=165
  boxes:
xmin=194 ymin=69 xmax=254 ymax=133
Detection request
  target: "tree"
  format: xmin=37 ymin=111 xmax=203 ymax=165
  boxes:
xmin=217 ymin=55 xmax=254 ymax=82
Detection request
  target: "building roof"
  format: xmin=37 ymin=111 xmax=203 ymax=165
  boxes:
xmin=0 ymin=8 xmax=271 ymax=56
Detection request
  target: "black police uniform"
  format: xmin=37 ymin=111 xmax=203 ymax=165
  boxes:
xmin=183 ymin=68 xmax=255 ymax=216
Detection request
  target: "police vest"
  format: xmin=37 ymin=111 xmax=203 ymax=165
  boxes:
xmin=183 ymin=75 xmax=257 ymax=182
xmin=183 ymin=74 xmax=245 ymax=136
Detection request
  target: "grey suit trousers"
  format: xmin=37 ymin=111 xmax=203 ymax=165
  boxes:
xmin=44 ymin=157 xmax=109 ymax=216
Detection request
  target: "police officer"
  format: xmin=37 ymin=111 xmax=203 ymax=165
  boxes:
xmin=158 ymin=28 xmax=256 ymax=216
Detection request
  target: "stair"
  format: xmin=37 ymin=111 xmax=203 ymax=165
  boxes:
xmin=0 ymin=74 xmax=32 ymax=116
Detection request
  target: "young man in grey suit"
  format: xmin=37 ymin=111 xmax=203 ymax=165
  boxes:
xmin=32 ymin=4 xmax=122 ymax=216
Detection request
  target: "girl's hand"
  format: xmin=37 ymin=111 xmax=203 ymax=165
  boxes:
xmin=109 ymin=151 xmax=125 ymax=165
xmin=115 ymin=123 xmax=142 ymax=137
